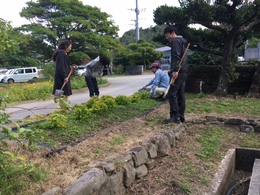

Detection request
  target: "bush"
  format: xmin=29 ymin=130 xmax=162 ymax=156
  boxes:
xmin=130 ymin=92 xmax=141 ymax=103
xmin=136 ymin=91 xmax=150 ymax=99
xmin=0 ymin=153 xmax=46 ymax=195
xmin=91 ymin=100 xmax=108 ymax=114
xmin=73 ymin=104 xmax=92 ymax=121
xmin=113 ymin=64 xmax=125 ymax=74
xmin=85 ymin=96 xmax=100 ymax=108
xmin=46 ymin=112 xmax=67 ymax=129
xmin=115 ymin=95 xmax=131 ymax=106
xmin=100 ymin=95 xmax=116 ymax=109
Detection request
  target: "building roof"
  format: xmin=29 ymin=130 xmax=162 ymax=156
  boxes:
xmin=155 ymin=46 xmax=171 ymax=52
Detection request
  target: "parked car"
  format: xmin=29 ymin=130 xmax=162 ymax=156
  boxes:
xmin=0 ymin=69 xmax=12 ymax=83
xmin=3 ymin=67 xmax=39 ymax=84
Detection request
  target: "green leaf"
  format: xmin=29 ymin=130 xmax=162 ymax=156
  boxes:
xmin=9 ymin=132 xmax=19 ymax=139
xmin=3 ymin=126 xmax=12 ymax=135
xmin=3 ymin=151 xmax=15 ymax=159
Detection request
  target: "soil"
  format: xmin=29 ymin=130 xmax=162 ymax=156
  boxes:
xmin=5 ymin=100 xmax=260 ymax=195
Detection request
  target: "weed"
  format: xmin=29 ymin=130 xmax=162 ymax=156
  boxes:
xmin=196 ymin=128 xmax=224 ymax=160
xmin=198 ymin=175 xmax=210 ymax=185
xmin=109 ymin=136 xmax=127 ymax=146
xmin=179 ymin=180 xmax=191 ymax=194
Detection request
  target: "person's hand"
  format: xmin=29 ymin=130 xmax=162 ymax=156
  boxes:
xmin=72 ymin=64 xmax=78 ymax=70
xmin=172 ymin=71 xmax=179 ymax=79
xmin=142 ymin=86 xmax=146 ymax=90
xmin=64 ymin=77 xmax=69 ymax=83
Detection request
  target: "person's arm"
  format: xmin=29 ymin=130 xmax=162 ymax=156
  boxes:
xmin=143 ymin=78 xmax=154 ymax=88
xmin=150 ymin=72 xmax=160 ymax=95
xmin=171 ymin=40 xmax=183 ymax=79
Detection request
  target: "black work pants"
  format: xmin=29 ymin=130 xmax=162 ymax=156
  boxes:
xmin=85 ymin=76 xmax=99 ymax=97
xmin=166 ymin=72 xmax=187 ymax=122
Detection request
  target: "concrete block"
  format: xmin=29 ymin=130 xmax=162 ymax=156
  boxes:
xmin=248 ymin=158 xmax=260 ymax=195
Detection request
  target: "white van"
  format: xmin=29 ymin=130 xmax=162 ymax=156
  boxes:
xmin=3 ymin=67 xmax=39 ymax=84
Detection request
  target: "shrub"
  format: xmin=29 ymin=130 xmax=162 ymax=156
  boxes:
xmin=73 ymin=104 xmax=92 ymax=121
xmin=91 ymin=100 xmax=108 ymax=114
xmin=130 ymin=92 xmax=141 ymax=103
xmin=136 ymin=91 xmax=150 ymax=99
xmin=0 ymin=153 xmax=46 ymax=195
xmin=85 ymin=96 xmax=100 ymax=108
xmin=46 ymin=112 xmax=67 ymax=129
xmin=115 ymin=95 xmax=131 ymax=106
xmin=100 ymin=95 xmax=116 ymax=109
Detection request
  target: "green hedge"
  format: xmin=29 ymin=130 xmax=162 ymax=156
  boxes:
xmin=186 ymin=64 xmax=257 ymax=94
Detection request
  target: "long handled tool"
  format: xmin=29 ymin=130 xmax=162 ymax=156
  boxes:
xmin=163 ymin=43 xmax=190 ymax=98
xmin=54 ymin=67 xmax=75 ymax=101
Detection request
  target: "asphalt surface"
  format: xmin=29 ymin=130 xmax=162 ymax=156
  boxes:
xmin=6 ymin=74 xmax=154 ymax=121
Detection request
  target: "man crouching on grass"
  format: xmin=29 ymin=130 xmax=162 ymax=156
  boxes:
xmin=143 ymin=63 xmax=169 ymax=100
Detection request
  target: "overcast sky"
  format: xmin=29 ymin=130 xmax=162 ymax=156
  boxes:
xmin=0 ymin=0 xmax=179 ymax=36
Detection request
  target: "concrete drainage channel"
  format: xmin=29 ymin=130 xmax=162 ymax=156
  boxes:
xmin=208 ymin=147 xmax=260 ymax=195
xmin=40 ymin=115 xmax=260 ymax=195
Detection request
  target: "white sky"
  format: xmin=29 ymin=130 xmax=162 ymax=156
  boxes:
xmin=0 ymin=0 xmax=179 ymax=37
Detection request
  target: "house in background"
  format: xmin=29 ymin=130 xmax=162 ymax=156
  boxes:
xmin=244 ymin=42 xmax=260 ymax=61
xmin=155 ymin=44 xmax=193 ymax=70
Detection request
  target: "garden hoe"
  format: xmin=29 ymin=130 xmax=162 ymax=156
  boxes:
xmin=163 ymin=43 xmax=190 ymax=98
xmin=54 ymin=66 xmax=75 ymax=102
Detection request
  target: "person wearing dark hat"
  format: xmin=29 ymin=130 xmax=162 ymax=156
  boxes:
xmin=143 ymin=63 xmax=169 ymax=99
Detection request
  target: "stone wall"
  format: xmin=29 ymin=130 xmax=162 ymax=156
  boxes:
xmin=42 ymin=116 xmax=260 ymax=195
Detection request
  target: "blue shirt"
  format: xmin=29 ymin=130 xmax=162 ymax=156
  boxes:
xmin=145 ymin=69 xmax=169 ymax=95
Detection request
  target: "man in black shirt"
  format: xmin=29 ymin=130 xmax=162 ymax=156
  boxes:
xmin=163 ymin=26 xmax=188 ymax=124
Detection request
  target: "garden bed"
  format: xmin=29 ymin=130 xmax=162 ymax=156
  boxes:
xmin=1 ymin=95 xmax=260 ymax=195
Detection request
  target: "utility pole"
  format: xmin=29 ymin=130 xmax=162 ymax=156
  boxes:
xmin=129 ymin=0 xmax=145 ymax=41
xmin=135 ymin=0 xmax=140 ymax=41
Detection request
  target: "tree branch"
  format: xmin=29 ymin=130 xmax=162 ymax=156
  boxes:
xmin=192 ymin=20 xmax=227 ymax=35
xmin=238 ymin=19 xmax=260 ymax=34
xmin=191 ymin=42 xmax=223 ymax=56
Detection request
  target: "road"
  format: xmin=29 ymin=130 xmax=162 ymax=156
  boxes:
xmin=6 ymin=74 xmax=154 ymax=121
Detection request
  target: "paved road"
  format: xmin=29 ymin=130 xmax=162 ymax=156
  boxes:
xmin=6 ymin=74 xmax=154 ymax=121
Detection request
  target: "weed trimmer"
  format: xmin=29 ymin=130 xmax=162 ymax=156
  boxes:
xmin=163 ymin=43 xmax=190 ymax=98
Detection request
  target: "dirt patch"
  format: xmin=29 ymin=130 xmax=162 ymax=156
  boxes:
xmin=6 ymin=102 xmax=260 ymax=194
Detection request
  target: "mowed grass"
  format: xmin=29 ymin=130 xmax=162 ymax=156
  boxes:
xmin=186 ymin=94 xmax=259 ymax=115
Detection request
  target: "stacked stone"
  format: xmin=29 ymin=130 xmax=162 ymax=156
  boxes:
xmin=42 ymin=124 xmax=185 ymax=195
xmin=188 ymin=116 xmax=260 ymax=133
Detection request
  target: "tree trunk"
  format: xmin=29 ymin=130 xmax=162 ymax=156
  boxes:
xmin=249 ymin=63 xmax=260 ymax=98
xmin=215 ymin=64 xmax=229 ymax=96
xmin=215 ymin=37 xmax=234 ymax=96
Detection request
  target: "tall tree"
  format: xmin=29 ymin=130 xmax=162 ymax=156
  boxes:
xmin=114 ymin=40 xmax=163 ymax=68
xmin=120 ymin=25 xmax=167 ymax=47
xmin=0 ymin=19 xmax=18 ymax=67
xmin=19 ymin=0 xmax=124 ymax=64
xmin=154 ymin=0 xmax=260 ymax=96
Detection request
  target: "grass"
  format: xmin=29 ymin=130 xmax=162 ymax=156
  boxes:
xmin=186 ymin=95 xmax=259 ymax=115
xmin=30 ymin=97 xmax=161 ymax=145
xmin=196 ymin=128 xmax=224 ymax=160
xmin=0 ymin=76 xmax=108 ymax=104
